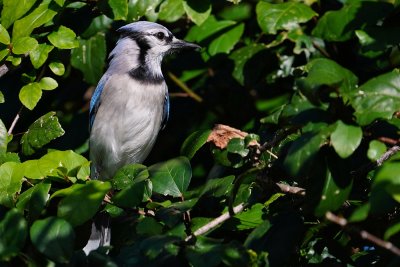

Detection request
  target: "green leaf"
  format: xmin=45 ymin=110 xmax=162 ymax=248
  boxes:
xmin=49 ymin=61 xmax=65 ymax=76
xmin=159 ymin=0 xmax=185 ymax=23
xmin=0 ymin=209 xmax=27 ymax=261
xmin=127 ymin=0 xmax=162 ymax=21
xmin=0 ymin=49 xmax=9 ymax=61
xmin=12 ymin=37 xmax=38 ymax=54
xmin=0 ymin=24 xmax=10 ymax=44
xmin=201 ymin=175 xmax=235 ymax=197
xmin=208 ymin=23 xmax=244 ymax=56
xmin=47 ymin=26 xmax=79 ymax=49
xmin=1 ymin=0 xmax=38 ymax=29
xmin=312 ymin=2 xmax=392 ymax=42
xmin=19 ymin=82 xmax=42 ymax=110
xmin=298 ymin=58 xmax=358 ymax=102
xmin=16 ymin=182 xmax=51 ymax=221
xmin=0 ymin=119 xmax=7 ymax=154
xmin=348 ymin=203 xmax=370 ymax=222
xmin=109 ymin=0 xmax=128 ymax=20
xmin=149 ymin=156 xmax=192 ymax=197
xmin=0 ymin=91 xmax=4 ymax=104
xmin=111 ymin=164 xmax=149 ymax=190
xmin=351 ymin=71 xmax=400 ymax=126
xmin=186 ymin=15 xmax=236 ymax=42
xmin=367 ymin=140 xmax=387 ymax=161
xmin=71 ymin=33 xmax=106 ymax=85
xmin=283 ymin=126 xmax=330 ymax=177
xmin=0 ymin=153 xmax=20 ymax=164
xmin=12 ymin=0 xmax=58 ymax=39
xmin=183 ymin=0 xmax=212 ymax=26
xmin=256 ymin=2 xmax=317 ymax=35
xmin=29 ymin=44 xmax=54 ymax=69
xmin=136 ymin=217 xmax=163 ymax=236
xmin=57 ymin=181 xmax=111 ymax=226
xmin=30 ymin=217 xmax=75 ymax=263
xmin=21 ymin=112 xmax=65 ymax=155
xmin=384 ymin=221 xmax=400 ymax=240
xmin=314 ymin=157 xmax=353 ymax=217
xmin=330 ymin=121 xmax=362 ymax=159
xmin=0 ymin=162 xmax=24 ymax=207
xmin=229 ymin=44 xmax=266 ymax=86
xmin=38 ymin=77 xmax=58 ymax=90
xmin=112 ymin=180 xmax=147 ymax=208
xmin=233 ymin=203 xmax=264 ymax=230
xmin=180 ymin=129 xmax=211 ymax=159
xmin=371 ymin=162 xmax=400 ymax=213
xmin=40 ymin=150 xmax=88 ymax=177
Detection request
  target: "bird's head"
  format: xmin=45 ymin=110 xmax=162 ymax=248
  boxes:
xmin=109 ymin=21 xmax=200 ymax=80
xmin=117 ymin=21 xmax=200 ymax=59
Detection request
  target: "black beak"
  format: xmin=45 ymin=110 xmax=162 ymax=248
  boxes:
xmin=170 ymin=38 xmax=201 ymax=51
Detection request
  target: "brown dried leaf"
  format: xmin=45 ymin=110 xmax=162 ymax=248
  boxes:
xmin=207 ymin=124 xmax=259 ymax=149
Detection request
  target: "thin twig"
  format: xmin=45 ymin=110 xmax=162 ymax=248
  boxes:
xmin=312 ymin=41 xmax=331 ymax=58
xmin=326 ymin=211 xmax=400 ymax=256
xmin=376 ymin=145 xmax=400 ymax=166
xmin=185 ymin=203 xmax=246 ymax=242
xmin=167 ymin=72 xmax=203 ymax=103
xmin=8 ymin=107 xmax=23 ymax=135
xmin=378 ymin=137 xmax=399 ymax=145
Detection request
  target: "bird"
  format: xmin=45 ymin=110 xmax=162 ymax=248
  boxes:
xmin=83 ymin=21 xmax=200 ymax=254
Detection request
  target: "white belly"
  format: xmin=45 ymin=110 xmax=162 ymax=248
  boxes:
xmin=90 ymin=74 xmax=166 ymax=179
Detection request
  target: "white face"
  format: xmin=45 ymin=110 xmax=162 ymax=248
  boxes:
xmin=144 ymin=28 xmax=174 ymax=56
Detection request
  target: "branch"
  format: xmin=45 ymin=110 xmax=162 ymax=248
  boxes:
xmin=326 ymin=211 xmax=400 ymax=256
xmin=185 ymin=203 xmax=246 ymax=242
xmin=167 ymin=72 xmax=203 ymax=103
xmin=376 ymin=145 xmax=400 ymax=166
xmin=8 ymin=107 xmax=23 ymax=135
xmin=275 ymin=182 xmax=306 ymax=196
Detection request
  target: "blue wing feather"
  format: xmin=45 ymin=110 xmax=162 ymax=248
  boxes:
xmin=161 ymin=92 xmax=170 ymax=130
xmin=89 ymin=76 xmax=109 ymax=132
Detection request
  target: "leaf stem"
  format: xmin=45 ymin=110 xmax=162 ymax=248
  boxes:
xmin=167 ymin=72 xmax=203 ymax=103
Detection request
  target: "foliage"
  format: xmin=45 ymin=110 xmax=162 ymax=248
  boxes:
xmin=0 ymin=0 xmax=400 ymax=266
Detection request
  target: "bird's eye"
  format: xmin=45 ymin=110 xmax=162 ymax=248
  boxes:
xmin=155 ymin=32 xmax=165 ymax=40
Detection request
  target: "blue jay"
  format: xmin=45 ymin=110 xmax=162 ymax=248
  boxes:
xmin=84 ymin=21 xmax=200 ymax=253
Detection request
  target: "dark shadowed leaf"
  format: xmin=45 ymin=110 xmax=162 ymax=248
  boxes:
xmin=71 ymin=33 xmax=106 ymax=84
xmin=112 ymin=180 xmax=146 ymax=208
xmin=149 ymin=156 xmax=192 ymax=197
xmin=0 ymin=209 xmax=27 ymax=261
xmin=21 ymin=112 xmax=65 ymax=155
xmin=112 ymin=163 xmax=148 ymax=190
xmin=30 ymin=217 xmax=75 ymax=263
xmin=180 ymin=129 xmax=211 ymax=159
xmin=16 ymin=182 xmax=51 ymax=221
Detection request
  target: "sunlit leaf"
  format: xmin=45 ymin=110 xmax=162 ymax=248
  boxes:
xmin=0 ymin=162 xmax=24 ymax=207
xmin=29 ymin=44 xmax=54 ymax=69
xmin=1 ymin=0 xmax=38 ymax=29
xmin=19 ymin=82 xmax=42 ymax=110
xmin=331 ymin=121 xmax=362 ymax=158
xmin=183 ymin=0 xmax=211 ymax=25
xmin=12 ymin=37 xmax=38 ymax=54
xmin=21 ymin=112 xmax=65 ymax=155
xmin=47 ymin=26 xmax=79 ymax=49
